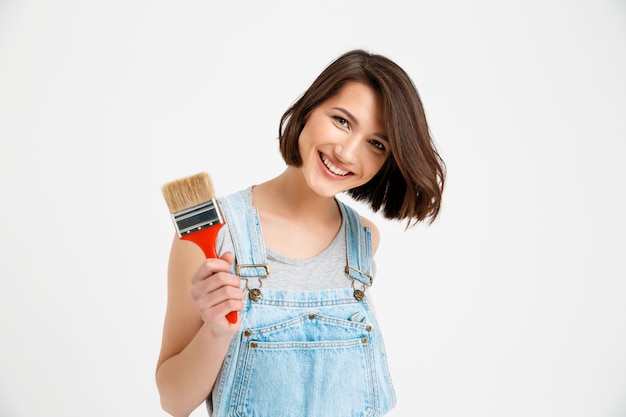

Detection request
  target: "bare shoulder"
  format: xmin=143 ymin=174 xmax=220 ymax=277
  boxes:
xmin=359 ymin=215 xmax=381 ymax=254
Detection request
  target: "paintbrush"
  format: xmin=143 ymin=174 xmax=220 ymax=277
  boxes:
xmin=161 ymin=172 xmax=237 ymax=324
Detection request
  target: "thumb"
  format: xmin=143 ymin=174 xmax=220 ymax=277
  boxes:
xmin=220 ymin=251 xmax=235 ymax=266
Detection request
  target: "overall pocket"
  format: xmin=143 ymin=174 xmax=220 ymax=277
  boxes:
xmin=231 ymin=313 xmax=376 ymax=417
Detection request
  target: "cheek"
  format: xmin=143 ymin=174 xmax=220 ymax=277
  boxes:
xmin=364 ymin=155 xmax=387 ymax=178
xmin=297 ymin=123 xmax=317 ymax=150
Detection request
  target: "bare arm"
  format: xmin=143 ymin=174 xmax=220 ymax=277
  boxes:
xmin=155 ymin=235 xmax=244 ymax=417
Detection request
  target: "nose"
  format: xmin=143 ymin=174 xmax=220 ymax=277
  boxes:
xmin=334 ymin=135 xmax=360 ymax=165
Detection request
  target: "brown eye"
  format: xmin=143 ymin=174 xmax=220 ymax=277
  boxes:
xmin=333 ymin=116 xmax=349 ymax=128
xmin=370 ymin=139 xmax=387 ymax=152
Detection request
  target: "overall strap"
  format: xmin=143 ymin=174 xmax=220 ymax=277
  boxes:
xmin=218 ymin=190 xmax=269 ymax=278
xmin=338 ymin=200 xmax=374 ymax=296
xmin=219 ymin=191 xmax=373 ymax=300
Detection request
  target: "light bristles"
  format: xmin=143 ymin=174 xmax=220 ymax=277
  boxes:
xmin=161 ymin=172 xmax=216 ymax=214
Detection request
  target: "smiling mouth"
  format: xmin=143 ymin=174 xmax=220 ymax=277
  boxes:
xmin=320 ymin=153 xmax=351 ymax=177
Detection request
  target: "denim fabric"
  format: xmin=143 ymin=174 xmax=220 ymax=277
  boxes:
xmin=209 ymin=191 xmax=396 ymax=417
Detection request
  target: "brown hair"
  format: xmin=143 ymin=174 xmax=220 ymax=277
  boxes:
xmin=279 ymin=49 xmax=446 ymax=226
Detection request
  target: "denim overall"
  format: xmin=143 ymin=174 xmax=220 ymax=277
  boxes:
xmin=208 ymin=190 xmax=396 ymax=417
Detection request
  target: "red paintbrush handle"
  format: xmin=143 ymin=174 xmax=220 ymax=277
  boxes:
xmin=181 ymin=223 xmax=238 ymax=324
xmin=180 ymin=224 xmax=223 ymax=258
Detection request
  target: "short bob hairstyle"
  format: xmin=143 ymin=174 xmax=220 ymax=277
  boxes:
xmin=279 ymin=49 xmax=446 ymax=226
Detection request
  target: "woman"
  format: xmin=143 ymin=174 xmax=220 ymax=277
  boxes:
xmin=156 ymin=49 xmax=445 ymax=417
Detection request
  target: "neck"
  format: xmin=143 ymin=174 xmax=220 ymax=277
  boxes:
xmin=252 ymin=167 xmax=340 ymax=222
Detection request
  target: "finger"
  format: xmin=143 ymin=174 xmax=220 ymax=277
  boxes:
xmin=191 ymin=272 xmax=240 ymax=299
xmin=195 ymin=287 xmax=245 ymax=322
xmin=190 ymin=257 xmax=232 ymax=285
xmin=220 ymin=251 xmax=234 ymax=266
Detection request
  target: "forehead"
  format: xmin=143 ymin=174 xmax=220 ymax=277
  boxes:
xmin=326 ymin=81 xmax=380 ymax=106
xmin=321 ymin=81 xmax=386 ymax=132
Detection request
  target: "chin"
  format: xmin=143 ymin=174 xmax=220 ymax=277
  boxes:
xmin=316 ymin=183 xmax=357 ymax=198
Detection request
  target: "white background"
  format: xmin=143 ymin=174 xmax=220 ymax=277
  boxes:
xmin=1 ymin=1 xmax=625 ymax=416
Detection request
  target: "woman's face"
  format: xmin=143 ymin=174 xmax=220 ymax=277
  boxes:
xmin=297 ymin=81 xmax=389 ymax=198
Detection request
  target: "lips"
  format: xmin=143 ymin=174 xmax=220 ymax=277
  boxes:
xmin=320 ymin=153 xmax=351 ymax=176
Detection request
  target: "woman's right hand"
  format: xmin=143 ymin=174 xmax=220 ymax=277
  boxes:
xmin=189 ymin=252 xmax=244 ymax=334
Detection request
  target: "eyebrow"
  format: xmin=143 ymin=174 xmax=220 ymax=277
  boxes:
xmin=331 ymin=107 xmax=389 ymax=142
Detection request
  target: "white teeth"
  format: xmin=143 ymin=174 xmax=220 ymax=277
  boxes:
xmin=321 ymin=154 xmax=350 ymax=176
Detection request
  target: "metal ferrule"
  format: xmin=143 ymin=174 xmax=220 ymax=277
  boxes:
xmin=171 ymin=199 xmax=224 ymax=236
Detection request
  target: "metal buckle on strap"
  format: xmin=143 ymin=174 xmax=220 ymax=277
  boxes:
xmin=235 ymin=264 xmax=269 ymax=302
xmin=345 ymin=265 xmax=373 ymax=301
xmin=344 ymin=265 xmax=373 ymax=286
xmin=243 ymin=277 xmax=263 ymax=301
xmin=235 ymin=264 xmax=270 ymax=277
